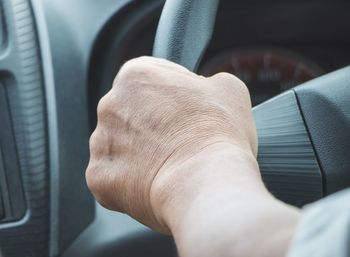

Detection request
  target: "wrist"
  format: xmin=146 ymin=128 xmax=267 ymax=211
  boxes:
xmin=150 ymin=142 xmax=300 ymax=257
xmin=150 ymin=142 xmax=266 ymax=234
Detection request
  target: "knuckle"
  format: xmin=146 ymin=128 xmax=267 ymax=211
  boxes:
xmin=219 ymin=72 xmax=246 ymax=89
xmin=118 ymin=57 xmax=154 ymax=82
xmin=234 ymin=77 xmax=249 ymax=93
xmin=85 ymin=161 xmax=108 ymax=201
xmin=89 ymin=130 xmax=100 ymax=150
xmin=234 ymin=79 xmax=250 ymax=98
xmin=85 ymin=162 xmax=101 ymax=194
xmin=214 ymin=72 xmax=250 ymax=98
xmin=89 ymin=129 xmax=106 ymax=158
xmin=97 ymin=93 xmax=114 ymax=120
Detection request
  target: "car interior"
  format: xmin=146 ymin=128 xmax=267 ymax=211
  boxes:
xmin=0 ymin=0 xmax=350 ymax=256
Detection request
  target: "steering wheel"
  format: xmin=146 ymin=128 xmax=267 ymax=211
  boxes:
xmin=153 ymin=0 xmax=350 ymax=206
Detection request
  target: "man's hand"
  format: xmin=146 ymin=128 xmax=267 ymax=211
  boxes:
xmin=86 ymin=57 xmax=299 ymax=257
xmin=86 ymin=56 xmax=257 ymax=232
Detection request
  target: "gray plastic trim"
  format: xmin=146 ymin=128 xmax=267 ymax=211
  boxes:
xmin=0 ymin=0 xmax=49 ymax=255
xmin=295 ymin=66 xmax=350 ymax=195
xmin=30 ymin=0 xmax=60 ymax=255
xmin=254 ymin=90 xmax=323 ymax=206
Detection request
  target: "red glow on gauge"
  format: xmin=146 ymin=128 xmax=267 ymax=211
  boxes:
xmin=200 ymin=49 xmax=323 ymax=105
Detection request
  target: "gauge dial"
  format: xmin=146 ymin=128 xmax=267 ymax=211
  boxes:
xmin=200 ymin=49 xmax=323 ymax=106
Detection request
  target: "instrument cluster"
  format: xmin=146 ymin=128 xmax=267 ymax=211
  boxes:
xmin=200 ymin=48 xmax=324 ymax=106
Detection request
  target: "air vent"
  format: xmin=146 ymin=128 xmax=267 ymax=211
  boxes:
xmin=0 ymin=83 xmax=26 ymax=222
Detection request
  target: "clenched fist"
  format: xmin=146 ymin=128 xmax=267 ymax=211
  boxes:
xmin=86 ymin=57 xmax=257 ymax=233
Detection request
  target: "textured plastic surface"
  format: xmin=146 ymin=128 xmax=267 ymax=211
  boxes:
xmin=0 ymin=0 xmax=49 ymax=256
xmin=295 ymin=67 xmax=350 ymax=195
xmin=0 ymin=84 xmax=26 ymax=222
xmin=0 ymin=0 xmax=95 ymax=255
xmin=254 ymin=91 xmax=323 ymax=206
xmin=31 ymin=0 xmax=96 ymax=255
xmin=153 ymin=0 xmax=219 ymax=71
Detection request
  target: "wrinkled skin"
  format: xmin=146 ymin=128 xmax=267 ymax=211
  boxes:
xmin=86 ymin=56 xmax=257 ymax=233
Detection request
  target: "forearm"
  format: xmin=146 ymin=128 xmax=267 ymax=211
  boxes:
xmin=156 ymin=144 xmax=300 ymax=257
